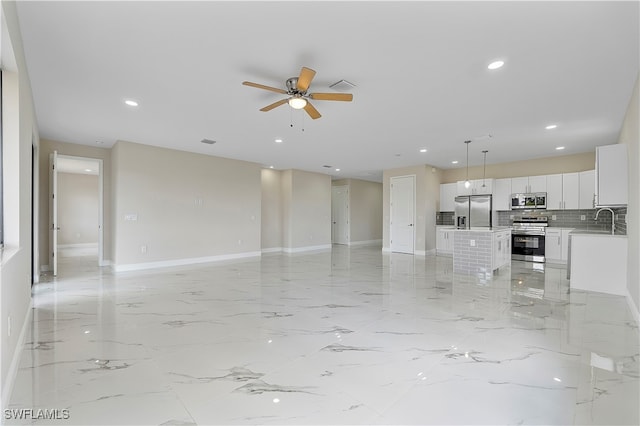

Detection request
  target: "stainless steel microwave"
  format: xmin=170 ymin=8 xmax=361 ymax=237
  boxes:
xmin=511 ymin=193 xmax=547 ymax=210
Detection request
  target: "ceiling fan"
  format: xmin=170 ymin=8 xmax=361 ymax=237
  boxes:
xmin=242 ymin=67 xmax=353 ymax=120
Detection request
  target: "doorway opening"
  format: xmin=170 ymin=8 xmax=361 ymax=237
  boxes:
xmin=49 ymin=153 xmax=104 ymax=276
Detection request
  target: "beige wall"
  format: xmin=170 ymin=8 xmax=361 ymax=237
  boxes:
xmin=383 ymin=165 xmax=442 ymax=254
xmin=281 ymin=170 xmax=331 ymax=250
xmin=0 ymin=1 xmax=40 ymax=408
xmin=332 ymin=178 xmax=383 ymax=244
xmin=261 ymin=169 xmax=282 ymax=250
xmin=57 ymin=173 xmax=99 ymax=245
xmin=441 ymin=151 xmax=596 ymax=183
xmin=618 ymin=73 xmax=639 ymax=317
xmin=38 ymin=139 xmax=111 ymax=266
xmin=111 ymin=141 xmax=262 ymax=268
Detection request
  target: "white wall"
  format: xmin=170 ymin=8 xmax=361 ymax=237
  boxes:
xmin=281 ymin=170 xmax=331 ymax=251
xmin=0 ymin=1 xmax=39 ymax=409
xmin=617 ymin=73 xmax=639 ymax=319
xmin=57 ymin=172 xmax=99 ymax=245
xmin=261 ymin=169 xmax=282 ymax=250
xmin=111 ymin=141 xmax=262 ymax=270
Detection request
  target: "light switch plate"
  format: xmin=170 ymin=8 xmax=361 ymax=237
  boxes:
xmin=580 ymin=215 xmax=586 ymax=221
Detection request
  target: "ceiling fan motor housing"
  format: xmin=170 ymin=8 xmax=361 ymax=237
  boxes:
xmin=286 ymin=77 xmax=303 ymax=95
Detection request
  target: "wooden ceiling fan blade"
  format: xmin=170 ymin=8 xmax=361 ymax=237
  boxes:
xmin=296 ymin=67 xmax=316 ymax=92
xmin=243 ymin=81 xmax=287 ymax=94
xmin=309 ymin=93 xmax=353 ymax=102
xmin=260 ymin=98 xmax=288 ymax=112
xmin=303 ymin=101 xmax=321 ymax=120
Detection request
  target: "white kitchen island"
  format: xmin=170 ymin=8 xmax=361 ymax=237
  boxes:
xmin=449 ymin=227 xmax=512 ymax=276
xmin=569 ymin=231 xmax=628 ymax=296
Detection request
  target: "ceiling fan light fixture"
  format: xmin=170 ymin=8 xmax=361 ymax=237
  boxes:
xmin=288 ymin=97 xmax=307 ymax=110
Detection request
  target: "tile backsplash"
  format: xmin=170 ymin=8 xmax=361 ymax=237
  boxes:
xmin=436 ymin=208 xmax=627 ymax=235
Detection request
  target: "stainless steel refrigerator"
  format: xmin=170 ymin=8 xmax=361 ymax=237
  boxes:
xmin=454 ymin=195 xmax=493 ymax=228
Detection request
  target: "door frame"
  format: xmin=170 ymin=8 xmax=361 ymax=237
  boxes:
xmin=52 ymin=154 xmax=105 ymax=268
xmin=390 ymin=175 xmax=416 ymax=254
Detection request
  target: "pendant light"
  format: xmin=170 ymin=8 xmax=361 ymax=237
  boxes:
xmin=482 ymin=150 xmax=488 ymax=187
xmin=464 ymin=140 xmax=471 ymax=189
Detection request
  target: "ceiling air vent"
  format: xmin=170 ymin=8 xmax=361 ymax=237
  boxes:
xmin=329 ymin=79 xmax=356 ymax=92
xmin=201 ymin=138 xmax=217 ymax=145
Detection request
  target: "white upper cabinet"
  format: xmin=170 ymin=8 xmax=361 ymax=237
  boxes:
xmin=510 ymin=176 xmax=529 ymax=193
xmin=579 ymin=170 xmax=596 ymax=209
xmin=439 ymin=183 xmax=457 ymax=212
xmin=546 ymin=173 xmax=580 ymax=210
xmin=563 ymin=172 xmax=580 ymax=210
xmin=493 ymin=178 xmax=512 ymax=211
xmin=528 ymin=175 xmax=547 ymax=193
xmin=511 ymin=175 xmax=546 ymax=193
xmin=596 ymin=144 xmax=628 ymax=206
xmin=546 ymin=174 xmax=563 ymax=210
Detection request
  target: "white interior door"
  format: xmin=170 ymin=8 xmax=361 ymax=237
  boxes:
xmin=49 ymin=150 xmax=58 ymax=276
xmin=390 ymin=175 xmax=415 ymax=254
xmin=331 ymin=185 xmax=349 ymax=245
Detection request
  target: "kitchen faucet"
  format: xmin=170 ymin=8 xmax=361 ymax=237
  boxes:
xmin=594 ymin=207 xmax=615 ymax=235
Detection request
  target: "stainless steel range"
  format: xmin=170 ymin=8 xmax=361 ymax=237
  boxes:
xmin=511 ymin=215 xmax=548 ymax=263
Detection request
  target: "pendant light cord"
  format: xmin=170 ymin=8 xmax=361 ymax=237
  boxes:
xmin=482 ymin=150 xmax=488 ymax=187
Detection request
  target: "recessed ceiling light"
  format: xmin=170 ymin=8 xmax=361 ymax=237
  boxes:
xmin=95 ymin=141 xmax=104 ymax=145
xmin=269 ymin=166 xmax=274 ymax=169
xmin=556 ymin=146 xmax=565 ymax=150
xmin=84 ymin=169 xmax=93 ymax=172
xmin=275 ymin=138 xmax=283 ymax=143
xmin=488 ymin=60 xmax=505 ymax=70
xmin=451 ymin=160 xmax=459 ymax=164
xmin=124 ymin=99 xmax=138 ymax=107
xmin=335 ymin=168 xmax=341 ymax=172
xmin=419 ymin=148 xmax=427 ymax=153
xmin=546 ymin=124 xmax=558 ymax=130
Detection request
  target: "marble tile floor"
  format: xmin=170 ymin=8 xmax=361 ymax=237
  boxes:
xmin=5 ymin=245 xmax=639 ymax=425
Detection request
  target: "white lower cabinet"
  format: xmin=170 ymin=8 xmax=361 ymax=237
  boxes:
xmin=492 ymin=229 xmax=511 ymax=270
xmin=436 ymin=228 xmax=454 ymax=255
xmin=545 ymin=228 xmax=574 ymax=264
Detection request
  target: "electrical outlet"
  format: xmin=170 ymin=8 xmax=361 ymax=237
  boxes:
xmin=140 ymin=245 xmax=147 ymax=254
xmin=470 ymin=240 xmax=476 ymax=247
xmin=580 ymin=215 xmax=586 ymax=221
xmin=238 ymin=239 xmax=242 ymax=245
xmin=552 ymin=215 xmax=557 ymax=220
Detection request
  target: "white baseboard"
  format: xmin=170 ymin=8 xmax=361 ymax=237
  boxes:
xmin=382 ymin=247 xmax=391 ymax=253
xmin=113 ymin=251 xmax=262 ymax=272
xmin=58 ymin=243 xmax=98 ymax=249
xmin=425 ymin=249 xmax=436 ymax=256
xmin=348 ymin=239 xmax=382 ymax=247
xmin=40 ymin=264 xmax=50 ymax=272
xmin=261 ymin=247 xmax=283 ymax=254
xmin=99 ymin=259 xmax=112 ymax=267
xmin=414 ymin=250 xmax=427 ymax=256
xmin=2 ymin=299 xmax=33 ymax=411
xmin=626 ymin=287 xmax=640 ymax=326
xmin=283 ymin=244 xmax=332 ymax=254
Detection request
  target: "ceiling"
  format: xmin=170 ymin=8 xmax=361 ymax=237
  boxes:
xmin=16 ymin=1 xmax=639 ymax=182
